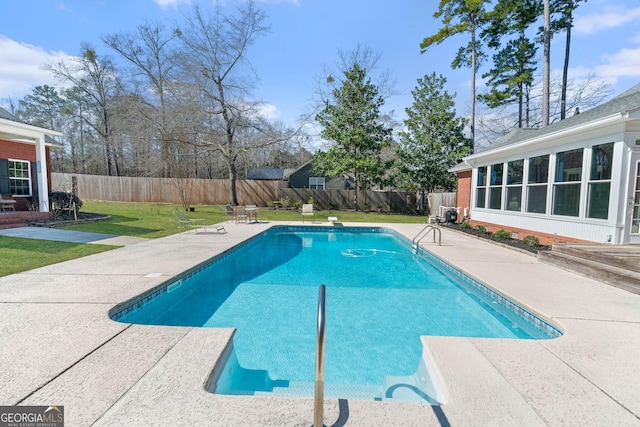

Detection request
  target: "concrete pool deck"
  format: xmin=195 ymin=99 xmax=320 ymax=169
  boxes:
xmin=1 ymin=221 xmax=639 ymax=426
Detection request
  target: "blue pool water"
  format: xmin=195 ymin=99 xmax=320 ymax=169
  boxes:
xmin=113 ymin=226 xmax=560 ymax=402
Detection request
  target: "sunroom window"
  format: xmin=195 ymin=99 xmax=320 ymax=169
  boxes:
xmin=506 ymin=160 xmax=523 ymax=211
xmin=553 ymin=149 xmax=583 ymax=217
xmin=476 ymin=166 xmax=487 ymax=208
xmin=489 ymin=163 xmax=503 ymax=209
xmin=587 ymin=142 xmax=613 ymax=219
xmin=9 ymin=160 xmax=31 ymax=196
xmin=526 ymin=155 xmax=549 ymax=214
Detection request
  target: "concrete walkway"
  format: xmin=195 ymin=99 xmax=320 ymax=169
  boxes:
xmin=0 ymin=221 xmax=639 ymax=426
xmin=0 ymin=226 xmax=149 ymax=246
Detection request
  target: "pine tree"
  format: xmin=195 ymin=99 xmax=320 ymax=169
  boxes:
xmin=314 ymin=63 xmax=392 ymax=211
xmin=395 ymin=73 xmax=472 ymax=205
xmin=421 ymin=0 xmax=491 ymax=149
xmin=480 ymin=0 xmax=540 ymax=128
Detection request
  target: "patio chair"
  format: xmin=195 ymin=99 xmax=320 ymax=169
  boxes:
xmin=224 ymin=204 xmax=235 ymax=222
xmin=174 ymin=211 xmax=207 ymax=233
xmin=301 ymin=204 xmax=314 ymax=223
xmin=235 ymin=206 xmax=248 ymax=223
xmin=245 ymin=204 xmax=258 ymax=223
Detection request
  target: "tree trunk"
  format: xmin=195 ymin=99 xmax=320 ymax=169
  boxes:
xmin=470 ymin=23 xmax=477 ymax=150
xmin=561 ymin=2 xmax=573 ymax=120
xmin=518 ymin=82 xmax=523 ymax=128
xmin=353 ymin=171 xmax=359 ymax=211
xmin=542 ymin=0 xmax=551 ymax=127
xmin=228 ymin=156 xmax=238 ymax=206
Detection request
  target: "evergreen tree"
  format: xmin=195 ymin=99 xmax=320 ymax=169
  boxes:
xmin=421 ymin=0 xmax=491 ymax=148
xmin=314 ymin=63 xmax=392 ymax=210
xmin=17 ymin=85 xmax=65 ymax=131
xmin=395 ymin=73 xmax=472 ymax=205
xmin=480 ymin=0 xmax=540 ymax=128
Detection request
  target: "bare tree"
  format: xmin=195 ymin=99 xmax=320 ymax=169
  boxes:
xmin=315 ymin=45 xmax=397 ymax=104
xmin=46 ymin=44 xmax=122 ymax=176
xmin=175 ymin=1 xmax=271 ymax=205
xmin=476 ymin=72 xmax=612 ymax=147
xmin=103 ymin=21 xmax=180 ymax=177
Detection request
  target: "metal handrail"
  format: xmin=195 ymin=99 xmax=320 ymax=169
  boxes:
xmin=313 ymin=285 xmax=326 ymax=427
xmin=412 ymin=224 xmax=441 ymax=249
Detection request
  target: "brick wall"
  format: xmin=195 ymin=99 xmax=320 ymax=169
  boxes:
xmin=468 ymin=219 xmax=592 ymax=246
xmin=455 ymin=170 xmax=471 ymax=220
xmin=0 ymin=139 xmax=53 ymax=210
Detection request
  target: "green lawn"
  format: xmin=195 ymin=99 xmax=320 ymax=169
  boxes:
xmin=0 ymin=201 xmax=427 ymax=277
xmin=0 ymin=236 xmax=115 ymax=277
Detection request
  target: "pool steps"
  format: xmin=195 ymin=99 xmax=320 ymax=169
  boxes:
xmin=224 ymin=349 xmax=446 ymax=405
xmin=255 ymin=381 xmax=383 ymax=401
xmin=253 ymin=376 xmax=440 ymax=405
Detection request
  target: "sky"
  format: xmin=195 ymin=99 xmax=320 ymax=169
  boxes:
xmin=1 ymin=0 xmax=640 ymax=136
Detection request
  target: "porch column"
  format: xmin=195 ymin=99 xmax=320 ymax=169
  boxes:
xmin=35 ymin=136 xmax=49 ymax=212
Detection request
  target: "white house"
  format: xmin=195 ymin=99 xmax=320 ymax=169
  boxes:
xmin=455 ymin=83 xmax=640 ymax=245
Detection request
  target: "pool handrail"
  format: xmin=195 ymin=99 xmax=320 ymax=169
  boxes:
xmin=314 ymin=284 xmax=326 ymax=427
xmin=412 ymin=224 xmax=441 ymax=249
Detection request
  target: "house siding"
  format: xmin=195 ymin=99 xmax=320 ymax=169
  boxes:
xmin=462 ymin=124 xmax=639 ymax=244
xmin=288 ymin=163 xmax=314 ymax=188
xmin=288 ymin=162 xmax=353 ymax=190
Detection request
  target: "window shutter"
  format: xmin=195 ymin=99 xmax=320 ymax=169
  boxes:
xmin=0 ymin=159 xmax=9 ymax=194
xmin=31 ymin=161 xmax=38 ymax=197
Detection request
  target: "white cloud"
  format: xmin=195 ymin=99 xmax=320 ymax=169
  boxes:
xmin=0 ymin=36 xmax=71 ymax=100
xmin=58 ymin=3 xmax=72 ymax=13
xmin=574 ymin=6 xmax=640 ymax=35
xmin=256 ymin=0 xmax=301 ymax=5
xmin=593 ymin=47 xmax=640 ymax=83
xmin=153 ymin=0 xmax=191 ymax=10
xmin=256 ymin=103 xmax=281 ymax=120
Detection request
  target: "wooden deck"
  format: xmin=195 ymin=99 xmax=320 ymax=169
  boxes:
xmin=538 ymin=243 xmax=640 ymax=295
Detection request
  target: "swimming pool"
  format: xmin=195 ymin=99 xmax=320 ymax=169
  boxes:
xmin=111 ymin=226 xmax=561 ymax=404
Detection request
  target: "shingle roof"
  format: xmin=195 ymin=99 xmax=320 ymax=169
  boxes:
xmin=479 ymin=83 xmax=640 ymax=153
xmin=0 ymin=107 xmax=25 ymax=123
xmin=0 ymin=106 xmax=63 ymax=146
xmin=246 ymin=168 xmax=286 ymax=180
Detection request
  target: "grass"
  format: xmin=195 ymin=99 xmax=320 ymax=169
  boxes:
xmin=0 ymin=201 xmax=428 ymax=277
xmin=59 ymin=201 xmax=229 ymax=238
xmin=0 ymin=236 xmax=115 ymax=277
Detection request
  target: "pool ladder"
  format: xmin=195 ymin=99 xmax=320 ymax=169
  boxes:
xmin=313 ymin=285 xmax=326 ymax=427
xmin=412 ymin=224 xmax=441 ymax=251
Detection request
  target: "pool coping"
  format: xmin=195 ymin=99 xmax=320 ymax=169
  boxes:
xmin=1 ymin=220 xmax=639 ymax=426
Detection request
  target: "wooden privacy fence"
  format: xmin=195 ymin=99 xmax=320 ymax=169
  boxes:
xmin=279 ymin=188 xmax=414 ymax=211
xmin=51 ymin=173 xmax=457 ymax=213
xmin=279 ymin=188 xmax=457 ymax=214
xmin=51 ymin=173 xmax=280 ymax=206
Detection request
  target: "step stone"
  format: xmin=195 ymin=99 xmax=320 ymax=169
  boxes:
xmin=553 ymin=243 xmax=640 ymax=273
